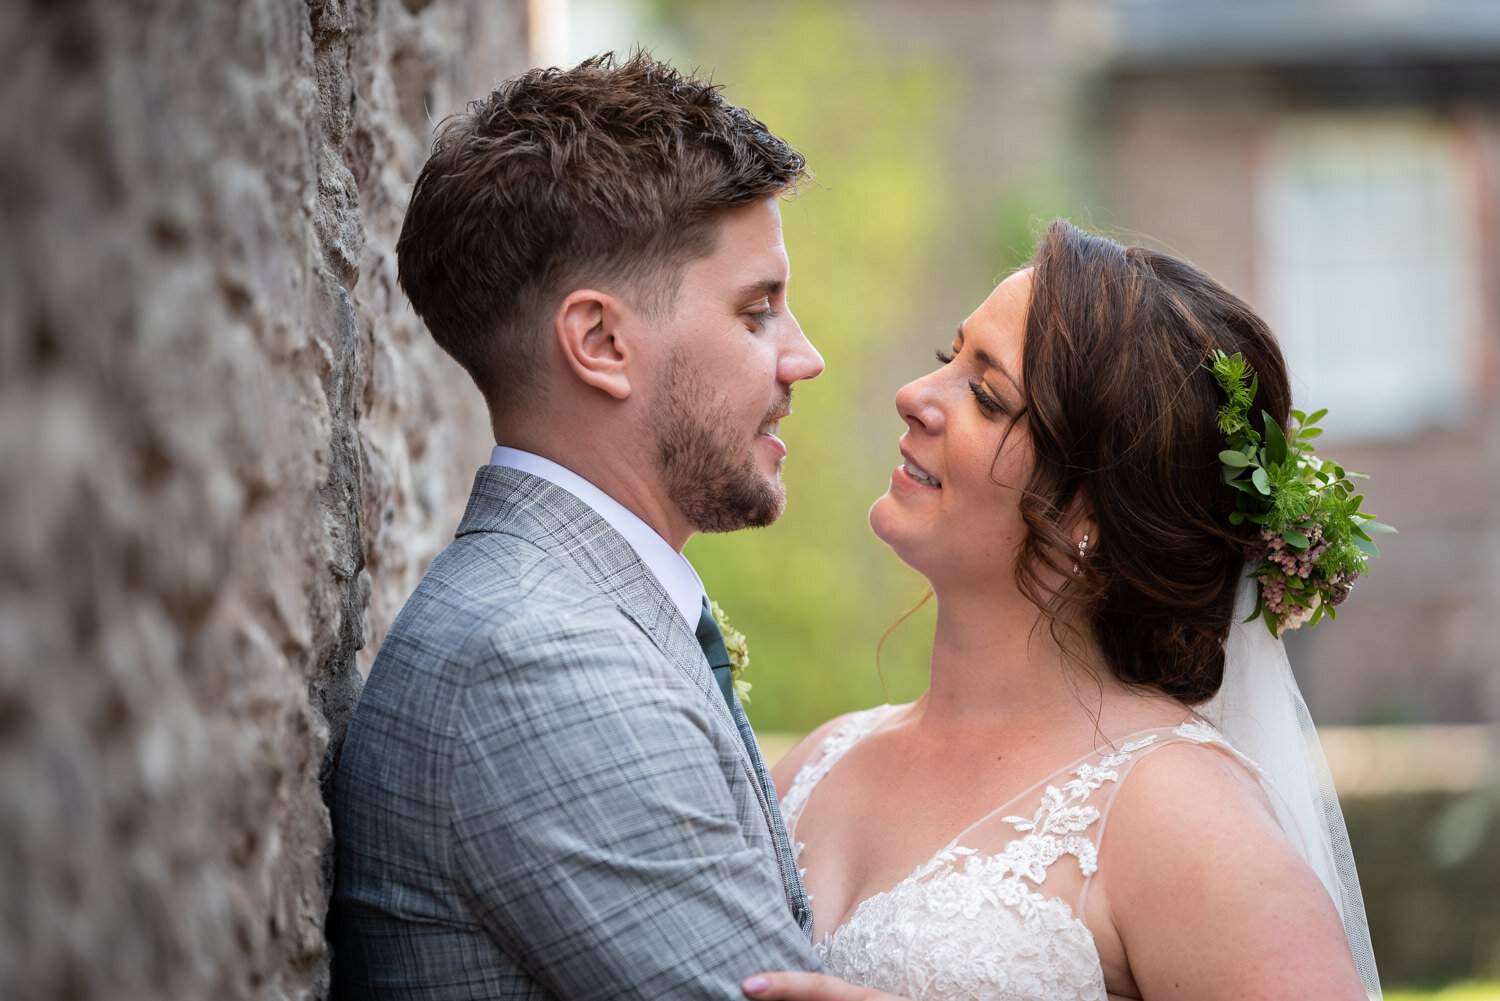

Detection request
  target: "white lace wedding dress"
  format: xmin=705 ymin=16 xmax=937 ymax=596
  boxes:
xmin=781 ymin=705 xmax=1265 ymax=1001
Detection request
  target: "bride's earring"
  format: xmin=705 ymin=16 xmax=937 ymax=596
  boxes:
xmin=1073 ymin=534 xmax=1089 ymax=574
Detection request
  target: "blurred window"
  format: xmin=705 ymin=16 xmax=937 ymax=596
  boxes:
xmin=1257 ymin=113 xmax=1479 ymax=438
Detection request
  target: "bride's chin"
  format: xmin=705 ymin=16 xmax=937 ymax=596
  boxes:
xmin=868 ymin=496 xmax=918 ymax=562
xmin=868 ymin=492 xmax=897 ymax=541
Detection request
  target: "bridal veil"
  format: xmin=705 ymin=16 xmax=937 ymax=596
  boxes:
xmin=1198 ymin=576 xmax=1382 ymax=999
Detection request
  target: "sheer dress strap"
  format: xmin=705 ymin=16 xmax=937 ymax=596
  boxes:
xmin=1074 ymin=722 xmax=1265 ymax=913
xmin=781 ymin=704 xmax=899 ymax=836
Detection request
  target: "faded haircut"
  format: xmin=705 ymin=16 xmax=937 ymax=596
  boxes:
xmin=396 ymin=51 xmax=808 ymax=419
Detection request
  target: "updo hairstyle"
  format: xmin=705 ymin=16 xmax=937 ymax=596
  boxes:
xmin=1015 ymin=220 xmax=1291 ymax=704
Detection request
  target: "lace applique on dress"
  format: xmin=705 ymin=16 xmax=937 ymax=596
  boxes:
xmin=786 ymin=716 xmax=1236 ymax=1001
xmin=994 ymin=732 xmax=1160 ymax=884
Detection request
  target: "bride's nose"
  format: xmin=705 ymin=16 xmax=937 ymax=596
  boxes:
xmin=895 ymin=370 xmax=945 ymax=434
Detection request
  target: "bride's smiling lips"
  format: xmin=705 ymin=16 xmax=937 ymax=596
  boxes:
xmin=894 ymin=445 xmax=942 ymax=490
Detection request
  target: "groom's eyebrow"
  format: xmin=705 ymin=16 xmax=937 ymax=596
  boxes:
xmin=735 ymin=278 xmax=784 ymax=303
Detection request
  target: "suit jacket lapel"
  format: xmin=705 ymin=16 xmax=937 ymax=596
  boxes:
xmin=458 ymin=467 xmax=721 ymax=708
xmin=455 ymin=467 xmax=804 ymax=881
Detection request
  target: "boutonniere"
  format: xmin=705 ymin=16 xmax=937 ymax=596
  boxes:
xmin=709 ymin=600 xmax=751 ymax=703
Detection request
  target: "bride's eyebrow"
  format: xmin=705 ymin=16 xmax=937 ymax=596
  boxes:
xmin=956 ymin=322 xmax=1021 ymax=393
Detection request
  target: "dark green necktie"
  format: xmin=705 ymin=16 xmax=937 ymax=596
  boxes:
xmin=692 ymin=599 xmax=808 ymax=928
xmin=694 ymin=600 xmax=736 ymax=706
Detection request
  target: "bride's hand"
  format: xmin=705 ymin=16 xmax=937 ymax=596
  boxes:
xmin=742 ymin=972 xmax=910 ymax=1001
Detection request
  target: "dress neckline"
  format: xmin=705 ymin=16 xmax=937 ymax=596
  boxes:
xmin=788 ymin=706 xmax=1214 ymax=942
xmin=788 ymin=703 xmax=1199 ymax=844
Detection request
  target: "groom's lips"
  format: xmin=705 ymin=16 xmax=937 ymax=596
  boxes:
xmin=757 ymin=411 xmax=791 ymax=459
xmin=758 ymin=411 xmax=790 ymax=436
xmin=758 ymin=410 xmax=792 ymax=439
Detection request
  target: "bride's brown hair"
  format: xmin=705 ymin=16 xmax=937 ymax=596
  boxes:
xmin=1014 ymin=220 xmax=1291 ymax=703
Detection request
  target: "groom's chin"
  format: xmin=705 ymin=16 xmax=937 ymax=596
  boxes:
xmin=693 ymin=482 xmax=786 ymax=535
xmin=743 ymin=472 xmax=787 ymax=528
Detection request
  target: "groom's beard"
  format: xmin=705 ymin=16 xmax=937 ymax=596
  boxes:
xmin=653 ymin=356 xmax=788 ymax=535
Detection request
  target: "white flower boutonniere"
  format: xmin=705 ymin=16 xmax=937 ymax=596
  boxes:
xmin=709 ymin=600 xmax=751 ymax=703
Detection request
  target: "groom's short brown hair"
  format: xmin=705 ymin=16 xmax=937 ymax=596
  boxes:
xmin=396 ymin=51 xmax=808 ymax=419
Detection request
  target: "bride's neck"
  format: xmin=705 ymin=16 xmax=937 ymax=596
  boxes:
xmin=922 ymin=584 xmax=1105 ymax=727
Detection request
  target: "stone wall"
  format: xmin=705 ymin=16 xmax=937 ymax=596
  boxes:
xmin=0 ymin=1 xmax=524 ymax=997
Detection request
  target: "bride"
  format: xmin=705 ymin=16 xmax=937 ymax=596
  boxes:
xmin=743 ymin=221 xmax=1382 ymax=1001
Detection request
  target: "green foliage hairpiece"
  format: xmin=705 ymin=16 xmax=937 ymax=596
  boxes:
xmin=1210 ymin=350 xmax=1396 ymax=636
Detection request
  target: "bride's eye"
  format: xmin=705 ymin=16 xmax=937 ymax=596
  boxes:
xmin=969 ymin=380 xmax=1006 ymax=415
xmin=935 ymin=349 xmax=954 ymax=365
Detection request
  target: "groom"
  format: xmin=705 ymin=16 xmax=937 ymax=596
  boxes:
xmin=328 ymin=53 xmax=834 ymax=999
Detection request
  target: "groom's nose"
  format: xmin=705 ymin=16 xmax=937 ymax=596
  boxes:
xmin=778 ymin=309 xmax=824 ymax=385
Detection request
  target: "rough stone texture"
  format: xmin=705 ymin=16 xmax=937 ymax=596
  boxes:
xmin=0 ymin=1 xmax=523 ymax=997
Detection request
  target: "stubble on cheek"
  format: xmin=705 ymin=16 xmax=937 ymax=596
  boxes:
xmin=652 ymin=357 xmax=786 ymax=534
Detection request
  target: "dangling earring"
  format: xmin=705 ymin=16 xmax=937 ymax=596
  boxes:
xmin=1073 ymin=533 xmax=1089 ymax=574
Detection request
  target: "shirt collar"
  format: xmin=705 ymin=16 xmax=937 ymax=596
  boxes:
xmin=489 ymin=446 xmax=707 ymax=630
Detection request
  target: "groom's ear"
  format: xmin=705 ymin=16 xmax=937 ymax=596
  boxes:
xmin=553 ymin=289 xmax=633 ymax=400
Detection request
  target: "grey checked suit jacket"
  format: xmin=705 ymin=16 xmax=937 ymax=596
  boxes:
xmin=329 ymin=466 xmax=823 ymax=999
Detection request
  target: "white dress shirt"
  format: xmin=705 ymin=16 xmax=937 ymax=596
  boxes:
xmin=489 ymin=447 xmax=707 ymax=630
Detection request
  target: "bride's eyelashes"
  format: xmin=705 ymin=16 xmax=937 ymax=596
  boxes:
xmin=934 ymin=348 xmax=1008 ymax=415
xmin=969 ymin=380 xmax=1007 ymax=415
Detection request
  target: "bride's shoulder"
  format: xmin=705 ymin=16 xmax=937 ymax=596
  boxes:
xmin=1093 ymin=733 xmax=1363 ymax=998
xmin=1097 ymin=728 xmax=1304 ymax=905
xmin=1105 ymin=727 xmax=1279 ymax=839
xmin=769 ymin=703 xmax=903 ymax=799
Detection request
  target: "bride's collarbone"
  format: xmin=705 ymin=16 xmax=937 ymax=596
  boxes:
xmin=796 ymin=705 xmax=1190 ymax=915
xmin=797 ymin=730 xmax=1060 ymax=911
xmin=829 ymin=719 xmax=1086 ymax=802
